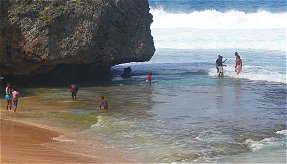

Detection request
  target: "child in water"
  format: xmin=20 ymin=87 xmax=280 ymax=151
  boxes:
xmin=69 ymin=84 xmax=79 ymax=100
xmin=100 ymin=96 xmax=108 ymax=109
xmin=12 ymin=86 xmax=20 ymax=112
xmin=146 ymin=72 xmax=152 ymax=84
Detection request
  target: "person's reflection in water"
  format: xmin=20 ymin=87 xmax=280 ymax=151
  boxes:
xmin=234 ymin=79 xmax=242 ymax=105
xmin=216 ymin=79 xmax=224 ymax=108
xmin=146 ymin=84 xmax=153 ymax=111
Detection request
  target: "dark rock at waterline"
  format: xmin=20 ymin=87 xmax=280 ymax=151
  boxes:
xmin=0 ymin=0 xmax=155 ymax=83
xmin=3 ymin=64 xmax=112 ymax=86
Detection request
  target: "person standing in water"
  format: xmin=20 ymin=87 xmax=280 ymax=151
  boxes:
xmin=69 ymin=84 xmax=79 ymax=100
xmin=146 ymin=72 xmax=152 ymax=84
xmin=235 ymin=52 xmax=242 ymax=75
xmin=215 ymin=55 xmax=227 ymax=78
xmin=121 ymin=66 xmax=132 ymax=78
xmin=5 ymin=82 xmax=12 ymax=110
xmin=100 ymin=96 xmax=108 ymax=109
xmin=12 ymin=86 xmax=19 ymax=112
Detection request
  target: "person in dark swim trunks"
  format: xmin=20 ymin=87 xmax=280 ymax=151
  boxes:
xmin=69 ymin=84 xmax=79 ymax=100
xmin=215 ymin=55 xmax=227 ymax=78
xmin=121 ymin=66 xmax=132 ymax=78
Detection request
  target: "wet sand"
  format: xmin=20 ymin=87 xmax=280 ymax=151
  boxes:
xmin=0 ymin=119 xmax=131 ymax=163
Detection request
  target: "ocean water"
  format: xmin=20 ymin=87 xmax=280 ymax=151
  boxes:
xmin=2 ymin=0 xmax=286 ymax=162
xmin=111 ymin=0 xmax=286 ymax=162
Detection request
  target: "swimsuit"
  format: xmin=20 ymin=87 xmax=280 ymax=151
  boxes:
xmin=146 ymin=75 xmax=151 ymax=82
xmin=216 ymin=58 xmax=224 ymax=73
xmin=5 ymin=87 xmax=11 ymax=101
xmin=70 ymin=85 xmax=78 ymax=96
xmin=5 ymin=95 xmax=10 ymax=100
xmin=218 ymin=66 xmax=223 ymax=73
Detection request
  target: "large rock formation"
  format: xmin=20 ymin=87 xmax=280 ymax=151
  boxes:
xmin=0 ymin=0 xmax=154 ymax=84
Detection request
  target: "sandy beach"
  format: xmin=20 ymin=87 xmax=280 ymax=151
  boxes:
xmin=0 ymin=119 xmax=94 ymax=163
xmin=0 ymin=119 xmax=132 ymax=163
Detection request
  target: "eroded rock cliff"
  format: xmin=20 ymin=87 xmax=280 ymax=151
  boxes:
xmin=0 ymin=0 xmax=154 ymax=83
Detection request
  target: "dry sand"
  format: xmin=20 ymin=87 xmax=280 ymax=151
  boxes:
xmin=0 ymin=119 xmax=132 ymax=163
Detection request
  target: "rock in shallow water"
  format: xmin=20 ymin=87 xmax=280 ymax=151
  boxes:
xmin=0 ymin=0 xmax=155 ymax=83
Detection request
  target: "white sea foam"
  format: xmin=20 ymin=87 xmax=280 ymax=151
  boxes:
xmin=90 ymin=123 xmax=99 ymax=128
xmin=151 ymin=8 xmax=287 ymax=29
xmin=226 ymin=72 xmax=286 ymax=84
xmin=52 ymin=135 xmax=74 ymax=142
xmin=245 ymin=137 xmax=276 ymax=152
xmin=208 ymin=66 xmax=286 ymax=84
xmin=276 ymin=130 xmax=287 ymax=136
xmin=91 ymin=115 xmax=104 ymax=128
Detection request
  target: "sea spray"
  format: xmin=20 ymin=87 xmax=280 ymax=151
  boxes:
xmin=151 ymin=8 xmax=287 ymax=29
xmin=276 ymin=130 xmax=287 ymax=136
xmin=244 ymin=137 xmax=276 ymax=152
xmin=150 ymin=7 xmax=286 ymax=51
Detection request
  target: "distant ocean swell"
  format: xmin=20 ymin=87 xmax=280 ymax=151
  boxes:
xmin=150 ymin=8 xmax=287 ymax=29
xmin=150 ymin=8 xmax=286 ymax=51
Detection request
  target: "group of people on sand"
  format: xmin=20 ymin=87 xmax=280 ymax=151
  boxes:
xmin=68 ymin=84 xmax=109 ymax=109
xmin=5 ymin=82 xmax=19 ymax=112
xmin=216 ymin=52 xmax=242 ymax=78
